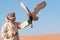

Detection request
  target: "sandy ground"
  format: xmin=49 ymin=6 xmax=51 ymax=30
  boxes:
xmin=0 ymin=34 xmax=60 ymax=40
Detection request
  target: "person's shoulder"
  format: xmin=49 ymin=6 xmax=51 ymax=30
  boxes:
xmin=3 ymin=22 xmax=7 ymax=26
xmin=2 ymin=22 xmax=8 ymax=28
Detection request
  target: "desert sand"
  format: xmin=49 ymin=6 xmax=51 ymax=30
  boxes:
xmin=0 ymin=34 xmax=60 ymax=40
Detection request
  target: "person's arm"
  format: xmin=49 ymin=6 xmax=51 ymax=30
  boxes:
xmin=1 ymin=23 xmax=9 ymax=39
xmin=17 ymin=16 xmax=33 ymax=29
xmin=17 ymin=21 xmax=30 ymax=29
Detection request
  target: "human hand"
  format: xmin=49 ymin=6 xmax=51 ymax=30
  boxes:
xmin=10 ymin=32 xmax=17 ymax=37
xmin=4 ymin=33 xmax=9 ymax=39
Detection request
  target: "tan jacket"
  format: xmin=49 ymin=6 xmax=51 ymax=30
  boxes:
xmin=1 ymin=21 xmax=29 ymax=40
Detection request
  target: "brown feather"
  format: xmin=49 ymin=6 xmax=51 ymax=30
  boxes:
xmin=32 ymin=1 xmax=46 ymax=15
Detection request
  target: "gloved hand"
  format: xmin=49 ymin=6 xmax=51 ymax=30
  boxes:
xmin=28 ymin=16 xmax=33 ymax=28
xmin=28 ymin=16 xmax=33 ymax=24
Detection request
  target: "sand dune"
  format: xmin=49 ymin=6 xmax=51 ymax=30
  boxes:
xmin=0 ymin=34 xmax=60 ymax=40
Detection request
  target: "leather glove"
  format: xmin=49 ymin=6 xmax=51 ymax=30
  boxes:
xmin=28 ymin=16 xmax=33 ymax=24
xmin=28 ymin=16 xmax=33 ymax=28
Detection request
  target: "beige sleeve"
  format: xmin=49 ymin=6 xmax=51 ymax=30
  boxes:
xmin=1 ymin=23 xmax=9 ymax=38
xmin=17 ymin=21 xmax=30 ymax=29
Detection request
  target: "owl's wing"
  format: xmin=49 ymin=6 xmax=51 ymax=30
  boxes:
xmin=32 ymin=1 xmax=46 ymax=15
xmin=19 ymin=2 xmax=30 ymax=13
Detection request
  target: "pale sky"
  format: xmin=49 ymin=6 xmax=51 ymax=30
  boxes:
xmin=0 ymin=0 xmax=60 ymax=37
